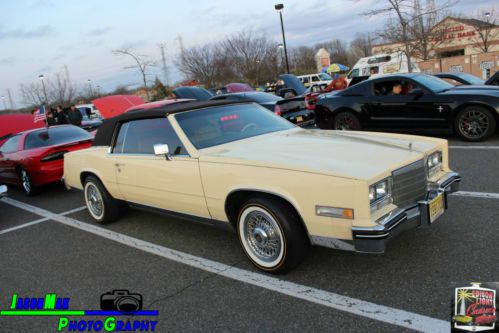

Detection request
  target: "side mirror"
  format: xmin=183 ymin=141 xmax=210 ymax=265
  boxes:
xmin=0 ymin=184 xmax=7 ymax=198
xmin=154 ymin=143 xmax=172 ymax=161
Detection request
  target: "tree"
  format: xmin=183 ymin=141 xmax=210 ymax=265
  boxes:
xmin=19 ymin=69 xmax=77 ymax=107
xmin=361 ymin=0 xmax=457 ymax=70
xmin=150 ymin=77 xmax=172 ymax=101
xmin=113 ymin=48 xmax=156 ymax=101
xmin=315 ymin=39 xmax=349 ymax=65
xmin=289 ymin=46 xmax=316 ymax=74
xmin=468 ymin=10 xmax=498 ymax=53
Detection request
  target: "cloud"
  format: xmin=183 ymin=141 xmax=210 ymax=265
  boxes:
xmin=31 ymin=0 xmax=55 ymax=8
xmin=0 ymin=57 xmax=17 ymax=66
xmin=36 ymin=65 xmax=53 ymax=74
xmin=0 ymin=24 xmax=54 ymax=40
xmin=88 ymin=26 xmax=112 ymax=36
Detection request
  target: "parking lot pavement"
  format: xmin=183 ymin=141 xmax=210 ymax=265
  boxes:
xmin=0 ymin=221 xmax=408 ymax=333
xmin=0 ymin=138 xmax=498 ymax=332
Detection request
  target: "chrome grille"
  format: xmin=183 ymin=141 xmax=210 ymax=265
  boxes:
xmin=392 ymin=160 xmax=427 ymax=208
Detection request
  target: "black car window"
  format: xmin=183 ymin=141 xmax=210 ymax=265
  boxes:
xmin=312 ymin=76 xmax=320 ymax=82
xmin=24 ymin=126 xmax=92 ymax=149
xmin=0 ymin=135 xmax=21 ymax=153
xmin=373 ymin=80 xmax=419 ymax=96
xmin=117 ymin=118 xmax=187 ymax=155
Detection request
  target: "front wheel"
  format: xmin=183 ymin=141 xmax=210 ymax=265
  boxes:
xmin=455 ymin=106 xmax=496 ymax=142
xmin=237 ymin=196 xmax=310 ymax=274
xmin=333 ymin=111 xmax=361 ymax=131
xmin=84 ymin=176 xmax=123 ymax=224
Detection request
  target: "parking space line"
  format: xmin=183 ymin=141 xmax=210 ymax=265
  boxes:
xmin=1 ymin=197 xmax=448 ymax=333
xmin=0 ymin=204 xmax=86 ymax=235
xmin=449 ymin=146 xmax=499 ymax=149
xmin=451 ymin=191 xmax=499 ymax=199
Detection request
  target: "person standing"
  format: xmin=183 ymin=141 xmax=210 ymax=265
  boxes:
xmin=55 ymin=105 xmax=68 ymax=125
xmin=67 ymin=104 xmax=83 ymax=126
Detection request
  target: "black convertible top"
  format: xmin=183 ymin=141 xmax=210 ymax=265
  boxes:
xmin=93 ymin=99 xmax=251 ymax=146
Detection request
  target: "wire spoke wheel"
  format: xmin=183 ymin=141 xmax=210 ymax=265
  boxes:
xmin=85 ymin=182 xmax=104 ymax=220
xmin=239 ymin=206 xmax=284 ymax=268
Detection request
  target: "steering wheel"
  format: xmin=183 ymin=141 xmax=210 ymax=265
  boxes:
xmin=241 ymin=123 xmax=258 ymax=132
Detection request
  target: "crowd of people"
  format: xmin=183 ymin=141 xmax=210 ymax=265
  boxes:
xmin=43 ymin=104 xmax=83 ymax=126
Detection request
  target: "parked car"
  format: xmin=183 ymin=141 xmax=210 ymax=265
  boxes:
xmin=485 ymin=71 xmax=499 ymax=86
xmin=297 ymin=73 xmax=332 ymax=87
xmin=0 ymin=125 xmax=93 ymax=195
xmin=314 ymin=73 xmax=499 ymax=141
xmin=0 ymin=184 xmax=7 ymax=197
xmin=76 ymin=103 xmax=102 ymax=119
xmin=172 ymin=86 xmax=214 ymax=101
xmin=210 ymin=92 xmax=314 ymax=126
xmin=63 ymin=100 xmax=461 ymax=274
xmin=214 ymin=83 xmax=254 ymax=95
xmin=434 ymin=72 xmax=485 ymax=86
xmin=346 ymin=52 xmax=420 ymax=85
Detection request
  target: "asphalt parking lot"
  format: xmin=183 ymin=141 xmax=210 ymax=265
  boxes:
xmin=1 ymin=133 xmax=498 ymax=333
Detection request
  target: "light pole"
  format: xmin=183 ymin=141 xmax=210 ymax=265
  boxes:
xmin=1 ymin=96 xmax=6 ymax=110
xmin=38 ymin=75 xmax=48 ymax=104
xmin=275 ymin=4 xmax=290 ymax=74
xmin=277 ymin=43 xmax=285 ymax=72
xmin=87 ymin=79 xmax=93 ymax=97
xmin=96 ymin=85 xmax=101 ymax=96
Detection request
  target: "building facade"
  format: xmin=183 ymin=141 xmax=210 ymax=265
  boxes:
xmin=371 ymin=17 xmax=499 ymax=79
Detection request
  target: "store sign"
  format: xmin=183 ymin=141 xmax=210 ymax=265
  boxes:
xmin=438 ymin=24 xmax=476 ymax=41
xmin=449 ymin=65 xmax=464 ymax=72
xmin=480 ymin=61 xmax=494 ymax=70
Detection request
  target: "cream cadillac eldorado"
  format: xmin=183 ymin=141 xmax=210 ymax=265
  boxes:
xmin=63 ymin=100 xmax=461 ymax=274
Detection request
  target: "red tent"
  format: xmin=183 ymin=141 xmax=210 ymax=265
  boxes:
xmin=92 ymin=95 xmax=144 ymax=119
xmin=0 ymin=114 xmax=45 ymax=145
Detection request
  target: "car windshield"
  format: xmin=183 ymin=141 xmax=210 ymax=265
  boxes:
xmin=244 ymin=93 xmax=282 ymax=103
xmin=456 ymin=73 xmax=485 ymax=85
xmin=413 ymin=75 xmax=454 ymax=92
xmin=24 ymin=126 xmax=92 ymax=149
xmin=319 ymin=73 xmax=332 ymax=80
xmin=175 ymin=103 xmax=295 ymax=149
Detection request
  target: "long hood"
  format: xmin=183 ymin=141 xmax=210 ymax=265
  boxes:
xmin=200 ymin=129 xmax=442 ymax=180
xmin=441 ymin=87 xmax=499 ymax=97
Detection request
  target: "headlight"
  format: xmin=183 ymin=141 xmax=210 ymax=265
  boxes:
xmin=369 ymin=177 xmax=392 ymax=210
xmin=426 ymin=151 xmax=442 ymax=178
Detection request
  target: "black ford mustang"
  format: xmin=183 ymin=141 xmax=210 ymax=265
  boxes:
xmin=314 ymin=73 xmax=499 ymax=141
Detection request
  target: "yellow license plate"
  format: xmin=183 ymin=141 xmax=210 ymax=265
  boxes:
xmin=296 ymin=116 xmax=303 ymax=122
xmin=429 ymin=193 xmax=445 ymax=223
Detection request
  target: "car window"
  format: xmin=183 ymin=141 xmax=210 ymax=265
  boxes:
xmin=312 ymin=76 xmax=320 ymax=82
xmin=175 ymin=104 xmax=294 ymax=149
xmin=373 ymin=80 xmax=419 ymax=96
xmin=0 ymin=135 xmax=21 ymax=153
xmin=302 ymin=77 xmax=309 ymax=84
xmin=24 ymin=126 xmax=92 ymax=149
xmin=116 ymin=118 xmax=187 ymax=155
xmin=347 ymin=68 xmax=359 ymax=79
xmin=441 ymin=78 xmax=462 ymax=86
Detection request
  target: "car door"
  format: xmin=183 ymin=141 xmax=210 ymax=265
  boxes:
xmin=367 ymin=79 xmax=447 ymax=130
xmin=0 ymin=135 xmax=22 ymax=184
xmin=112 ymin=117 xmax=210 ymax=218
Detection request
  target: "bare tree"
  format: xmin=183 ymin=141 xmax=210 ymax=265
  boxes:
xmin=177 ymin=43 xmax=231 ymax=88
xmin=19 ymin=82 xmax=45 ymax=106
xmin=350 ymin=33 xmax=374 ymax=58
xmin=19 ymin=69 xmax=77 ymax=107
xmin=113 ymin=48 xmax=156 ymax=101
xmin=468 ymin=10 xmax=498 ymax=53
xmin=289 ymin=46 xmax=316 ymax=75
xmin=315 ymin=39 xmax=350 ymax=65
xmin=361 ymin=0 xmax=457 ymax=71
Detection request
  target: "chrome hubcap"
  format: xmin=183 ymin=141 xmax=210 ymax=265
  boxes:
xmin=21 ymin=170 xmax=31 ymax=193
xmin=86 ymin=184 xmax=103 ymax=218
xmin=244 ymin=210 xmax=282 ymax=263
xmin=459 ymin=110 xmax=489 ymax=138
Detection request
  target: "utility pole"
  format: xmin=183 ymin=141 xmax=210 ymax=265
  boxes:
xmin=158 ymin=43 xmax=170 ymax=86
xmin=6 ymin=88 xmax=15 ymax=109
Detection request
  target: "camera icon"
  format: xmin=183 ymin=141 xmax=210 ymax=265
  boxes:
xmin=100 ymin=290 xmax=143 ymax=314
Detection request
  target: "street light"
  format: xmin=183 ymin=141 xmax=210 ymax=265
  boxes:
xmin=38 ymin=75 xmax=49 ymax=104
xmin=87 ymin=79 xmax=93 ymax=97
xmin=275 ymin=3 xmax=290 ymax=74
xmin=277 ymin=43 xmax=285 ymax=72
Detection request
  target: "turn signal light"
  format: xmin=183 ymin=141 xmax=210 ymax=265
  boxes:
xmin=316 ymin=206 xmax=354 ymax=219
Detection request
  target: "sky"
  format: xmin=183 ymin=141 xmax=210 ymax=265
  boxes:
xmin=0 ymin=0 xmax=497 ymax=108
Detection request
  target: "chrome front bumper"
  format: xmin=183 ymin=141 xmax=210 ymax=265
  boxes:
xmin=351 ymin=172 xmax=461 ymax=254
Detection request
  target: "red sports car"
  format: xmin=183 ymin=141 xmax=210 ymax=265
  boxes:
xmin=0 ymin=125 xmax=93 ymax=195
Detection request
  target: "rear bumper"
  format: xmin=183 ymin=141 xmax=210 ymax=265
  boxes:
xmin=351 ymin=172 xmax=461 ymax=253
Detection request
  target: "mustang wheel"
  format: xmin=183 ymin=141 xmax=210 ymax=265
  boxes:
xmin=455 ymin=106 xmax=495 ymax=142
xmin=19 ymin=168 xmax=37 ymax=196
xmin=237 ymin=196 xmax=310 ymax=274
xmin=333 ymin=111 xmax=361 ymax=130
xmin=84 ymin=175 xmax=123 ymax=223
